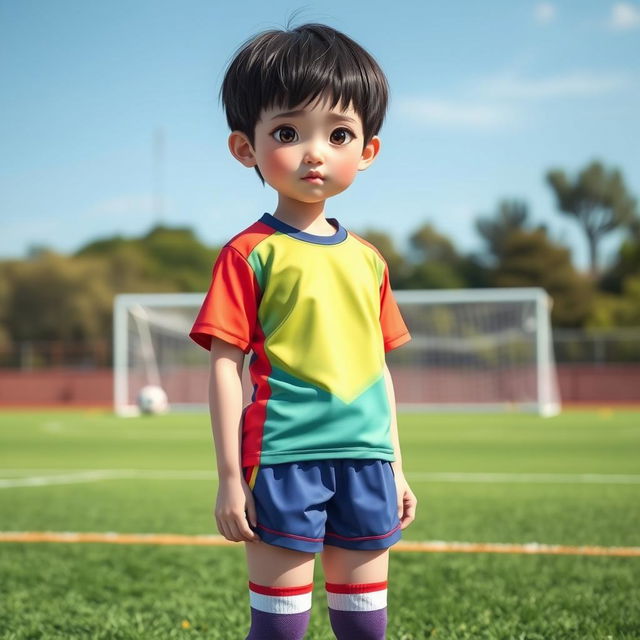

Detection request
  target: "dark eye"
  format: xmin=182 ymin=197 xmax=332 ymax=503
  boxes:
xmin=272 ymin=126 xmax=298 ymax=143
xmin=330 ymin=128 xmax=354 ymax=145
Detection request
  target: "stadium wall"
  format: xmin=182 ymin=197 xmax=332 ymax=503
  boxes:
xmin=0 ymin=365 xmax=639 ymax=407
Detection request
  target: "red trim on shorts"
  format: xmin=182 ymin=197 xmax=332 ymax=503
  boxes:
xmin=324 ymin=523 xmax=401 ymax=542
xmin=249 ymin=581 xmax=314 ymax=597
xmin=325 ymin=581 xmax=388 ymax=594
xmin=257 ymin=523 xmax=324 ymax=543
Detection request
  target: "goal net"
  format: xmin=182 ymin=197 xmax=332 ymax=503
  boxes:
xmin=113 ymin=288 xmax=560 ymax=417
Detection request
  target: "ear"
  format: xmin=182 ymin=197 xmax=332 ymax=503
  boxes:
xmin=228 ymin=131 xmax=257 ymax=168
xmin=358 ymin=135 xmax=381 ymax=171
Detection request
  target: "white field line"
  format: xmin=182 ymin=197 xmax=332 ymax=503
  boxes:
xmin=0 ymin=531 xmax=639 ymax=557
xmin=0 ymin=470 xmax=214 ymax=488
xmin=1 ymin=469 xmax=640 ymax=489
xmin=408 ymin=472 xmax=640 ymax=484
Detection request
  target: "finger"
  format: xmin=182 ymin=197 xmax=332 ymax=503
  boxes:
xmin=219 ymin=513 xmax=243 ymax=542
xmin=245 ymin=497 xmax=258 ymax=529
xmin=216 ymin=517 xmax=233 ymax=542
xmin=225 ymin=518 xmax=244 ymax=542
xmin=231 ymin=514 xmax=256 ymax=542
xmin=244 ymin=511 xmax=259 ymax=541
xmin=401 ymin=501 xmax=417 ymax=529
xmin=237 ymin=515 xmax=259 ymax=542
xmin=395 ymin=483 xmax=403 ymax=518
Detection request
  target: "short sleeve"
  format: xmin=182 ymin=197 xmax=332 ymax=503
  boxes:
xmin=189 ymin=246 xmax=260 ymax=353
xmin=380 ymin=260 xmax=411 ymax=352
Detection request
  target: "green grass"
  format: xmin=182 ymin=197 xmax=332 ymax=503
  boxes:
xmin=1 ymin=409 xmax=639 ymax=639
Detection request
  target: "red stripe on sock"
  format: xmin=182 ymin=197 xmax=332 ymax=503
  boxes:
xmin=249 ymin=581 xmax=314 ymax=597
xmin=325 ymin=581 xmax=388 ymax=594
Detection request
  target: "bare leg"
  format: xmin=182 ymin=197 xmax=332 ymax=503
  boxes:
xmin=320 ymin=545 xmax=389 ymax=584
xmin=245 ymin=540 xmax=316 ymax=586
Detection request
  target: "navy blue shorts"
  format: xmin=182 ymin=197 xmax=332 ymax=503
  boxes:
xmin=243 ymin=459 xmax=402 ymax=553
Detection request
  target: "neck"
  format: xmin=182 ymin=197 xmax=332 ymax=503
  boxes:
xmin=272 ymin=195 xmax=331 ymax=231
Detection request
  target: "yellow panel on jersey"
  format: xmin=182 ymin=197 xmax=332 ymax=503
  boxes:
xmin=253 ymin=233 xmax=385 ymax=404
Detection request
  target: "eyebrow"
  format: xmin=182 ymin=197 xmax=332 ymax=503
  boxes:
xmin=270 ymin=110 xmax=358 ymax=124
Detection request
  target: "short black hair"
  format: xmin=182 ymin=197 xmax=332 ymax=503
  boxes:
xmin=220 ymin=23 xmax=389 ymax=183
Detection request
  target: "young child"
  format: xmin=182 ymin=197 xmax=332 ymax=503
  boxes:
xmin=189 ymin=22 xmax=417 ymax=640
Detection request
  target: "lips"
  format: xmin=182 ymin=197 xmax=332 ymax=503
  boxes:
xmin=302 ymin=172 xmax=324 ymax=183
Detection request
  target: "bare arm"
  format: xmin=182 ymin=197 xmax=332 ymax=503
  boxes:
xmin=209 ymin=336 xmax=246 ymax=479
xmin=383 ymin=361 xmax=417 ymax=529
xmin=383 ymin=362 xmax=403 ymax=472
xmin=209 ymin=336 xmax=258 ymax=542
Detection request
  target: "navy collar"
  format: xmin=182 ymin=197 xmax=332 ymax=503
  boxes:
xmin=259 ymin=212 xmax=348 ymax=245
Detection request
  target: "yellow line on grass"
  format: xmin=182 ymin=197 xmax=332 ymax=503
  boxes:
xmin=1 ymin=531 xmax=638 ymax=556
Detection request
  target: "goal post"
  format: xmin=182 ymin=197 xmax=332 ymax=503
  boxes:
xmin=113 ymin=287 xmax=560 ymax=417
xmin=392 ymin=288 xmax=560 ymax=416
xmin=113 ymin=292 xmax=210 ymax=416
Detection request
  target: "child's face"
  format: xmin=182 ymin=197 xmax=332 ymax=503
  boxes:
xmin=230 ymin=96 xmax=379 ymax=204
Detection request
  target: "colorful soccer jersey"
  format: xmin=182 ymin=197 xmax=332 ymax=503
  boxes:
xmin=189 ymin=212 xmax=411 ymax=467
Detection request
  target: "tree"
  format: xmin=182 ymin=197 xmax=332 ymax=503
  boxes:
xmin=475 ymin=198 xmax=593 ymax=325
xmin=403 ymin=223 xmax=466 ymax=289
xmin=0 ymin=225 xmax=223 ymax=354
xmin=596 ymin=224 xmax=640 ymax=325
xmin=76 ymin=224 xmax=217 ymax=292
xmin=492 ymin=229 xmax=593 ymax=327
xmin=4 ymin=250 xmax=113 ymax=342
xmin=476 ymin=199 xmax=529 ymax=264
xmin=601 ymin=222 xmax=640 ymax=294
xmin=0 ymin=261 xmax=11 ymax=354
xmin=546 ymin=160 xmax=638 ymax=277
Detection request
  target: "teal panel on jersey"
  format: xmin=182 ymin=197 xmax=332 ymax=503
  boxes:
xmin=257 ymin=364 xmax=394 ymax=465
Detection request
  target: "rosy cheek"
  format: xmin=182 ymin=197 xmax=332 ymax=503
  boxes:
xmin=333 ymin=156 xmax=360 ymax=186
xmin=264 ymin=147 xmax=297 ymax=178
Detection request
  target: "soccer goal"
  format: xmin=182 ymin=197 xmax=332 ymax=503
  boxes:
xmin=113 ymin=287 xmax=560 ymax=417
xmin=393 ymin=288 xmax=560 ymax=416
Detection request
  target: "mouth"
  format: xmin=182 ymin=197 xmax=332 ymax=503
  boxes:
xmin=302 ymin=173 xmax=325 ymax=184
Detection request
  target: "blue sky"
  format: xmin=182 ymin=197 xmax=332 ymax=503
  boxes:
xmin=1 ymin=1 xmax=639 ymax=269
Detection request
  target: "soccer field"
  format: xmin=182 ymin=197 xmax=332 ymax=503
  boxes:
xmin=1 ymin=409 xmax=639 ymax=639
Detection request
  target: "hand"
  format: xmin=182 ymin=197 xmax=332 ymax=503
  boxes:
xmin=393 ymin=468 xmax=417 ymax=530
xmin=214 ymin=476 xmax=260 ymax=543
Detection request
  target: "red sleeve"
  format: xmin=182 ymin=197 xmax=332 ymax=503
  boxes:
xmin=189 ymin=246 xmax=260 ymax=353
xmin=380 ymin=260 xmax=411 ymax=352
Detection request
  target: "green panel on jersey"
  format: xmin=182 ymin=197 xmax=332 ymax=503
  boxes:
xmin=259 ymin=364 xmax=394 ymax=465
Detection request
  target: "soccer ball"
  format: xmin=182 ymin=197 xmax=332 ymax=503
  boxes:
xmin=137 ymin=385 xmax=169 ymax=415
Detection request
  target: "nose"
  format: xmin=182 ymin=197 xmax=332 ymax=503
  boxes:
xmin=303 ymin=138 xmax=324 ymax=164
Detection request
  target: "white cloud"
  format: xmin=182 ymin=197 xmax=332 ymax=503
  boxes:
xmin=534 ymin=2 xmax=556 ymax=24
xmin=395 ymin=98 xmax=518 ymax=131
xmin=475 ymin=70 xmax=632 ymax=99
xmin=395 ymin=68 xmax=633 ymax=132
xmin=609 ymin=2 xmax=640 ymax=30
